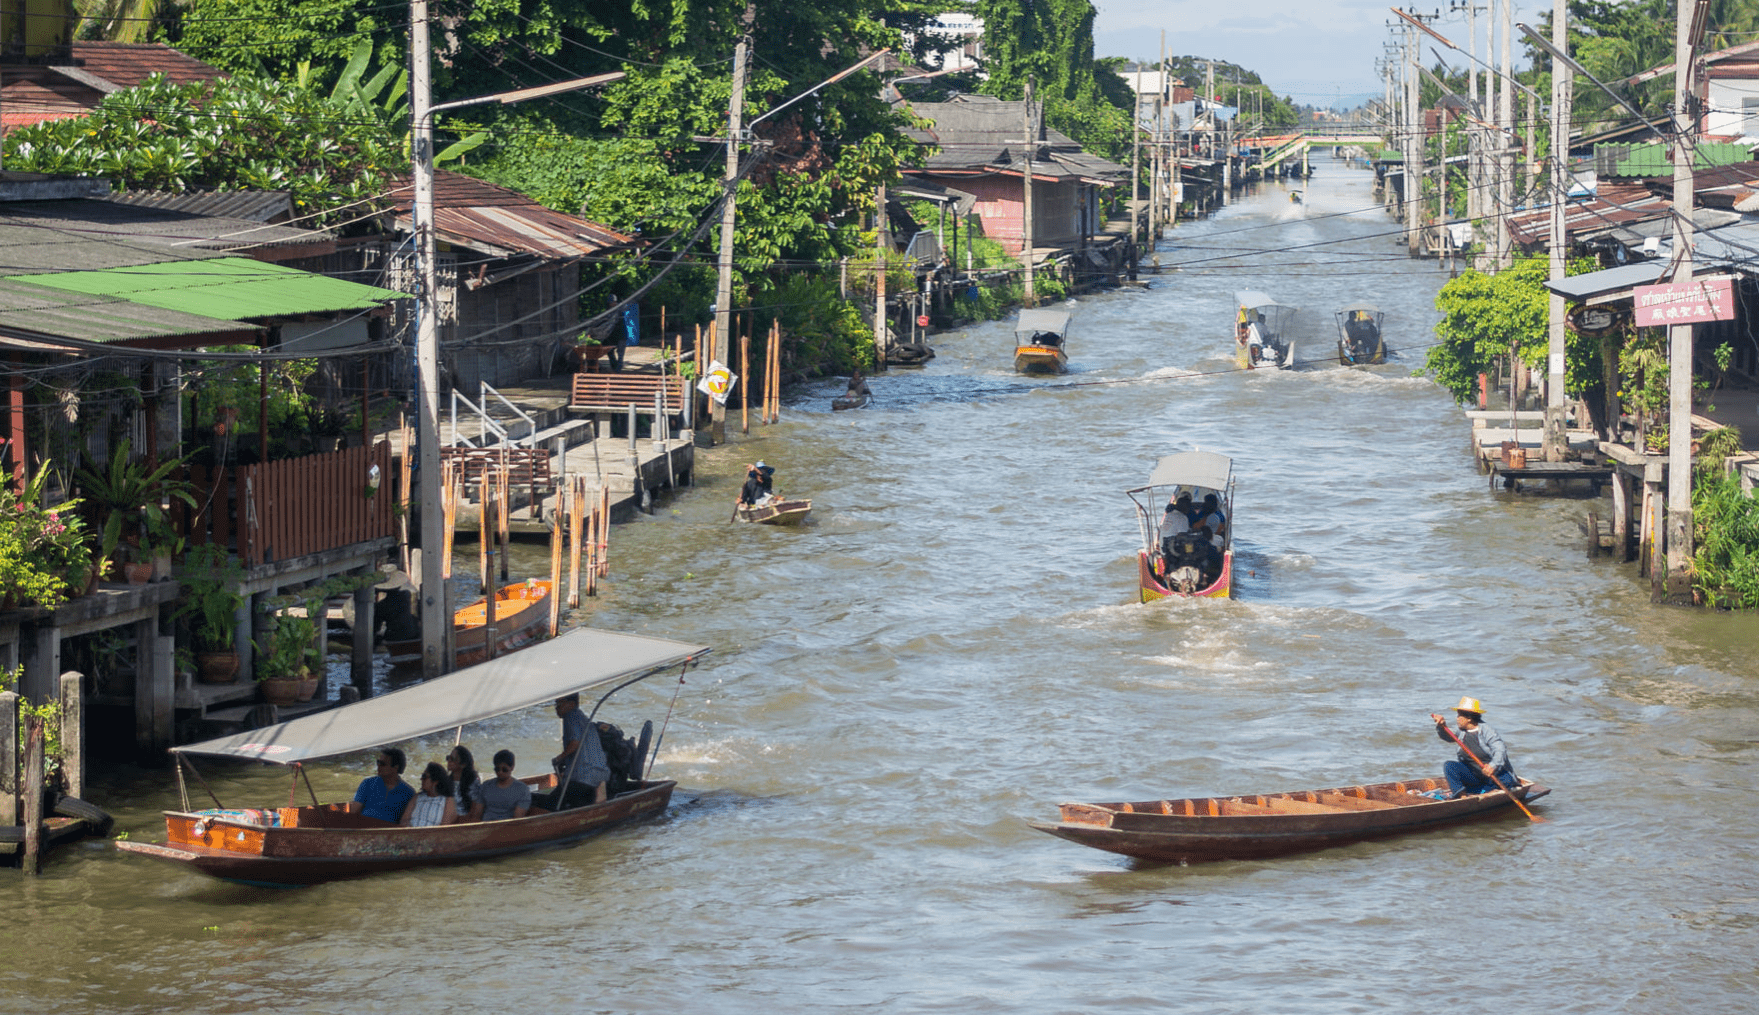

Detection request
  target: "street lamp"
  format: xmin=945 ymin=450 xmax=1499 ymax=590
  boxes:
xmin=411 ymin=0 xmax=624 ymax=678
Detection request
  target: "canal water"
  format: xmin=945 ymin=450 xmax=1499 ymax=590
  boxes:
xmin=15 ymin=163 xmax=1759 ymax=1014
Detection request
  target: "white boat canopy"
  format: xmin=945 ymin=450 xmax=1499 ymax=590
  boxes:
xmin=1142 ymin=451 xmax=1234 ymax=493
xmin=1235 ymin=291 xmax=1283 ymax=311
xmin=172 ymin=628 xmax=710 ymax=765
xmin=1014 ymin=308 xmax=1071 ymax=338
xmin=1336 ymin=302 xmax=1382 ymax=316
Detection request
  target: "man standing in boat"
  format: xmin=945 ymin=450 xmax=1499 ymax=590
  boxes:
xmin=1430 ymin=697 xmax=1518 ymax=798
xmin=541 ymin=693 xmax=610 ymax=810
xmin=737 ymin=462 xmax=775 ymax=509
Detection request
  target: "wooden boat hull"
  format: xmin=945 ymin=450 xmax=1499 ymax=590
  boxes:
xmin=386 ymin=580 xmax=552 ymax=668
xmin=1138 ymin=549 xmax=1232 ymax=601
xmin=1013 ymin=345 xmax=1067 ymax=374
xmin=115 ymin=779 xmax=675 ymax=887
xmin=1030 ymin=776 xmax=1549 ymax=864
xmin=736 ymin=498 xmax=811 ymax=525
xmin=831 ymin=393 xmax=870 ymax=411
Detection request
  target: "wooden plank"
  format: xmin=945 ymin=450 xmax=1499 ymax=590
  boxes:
xmin=1251 ymin=794 xmax=1351 ymax=815
xmin=1314 ymin=791 xmax=1397 ymax=811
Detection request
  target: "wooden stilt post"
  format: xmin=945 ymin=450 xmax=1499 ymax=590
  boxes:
xmin=567 ymin=479 xmax=583 ymax=608
xmin=740 ymin=329 xmax=750 ymax=435
xmin=441 ymin=464 xmax=458 ymax=580
xmin=398 ymin=422 xmax=413 ymax=575
xmin=599 ymin=485 xmax=610 ymax=578
xmin=498 ymin=463 xmax=512 ymax=582
xmin=547 ymin=502 xmax=563 ymax=637
xmin=479 ymin=474 xmax=491 ymax=594
xmin=21 ymin=719 xmax=42 ymax=874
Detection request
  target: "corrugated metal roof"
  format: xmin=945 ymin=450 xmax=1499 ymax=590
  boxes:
xmin=0 ymin=198 xmax=331 ymax=268
xmin=7 ymin=256 xmax=406 ymax=320
xmin=0 ymin=277 xmax=259 ymax=343
xmin=1595 ymin=141 xmax=1750 ymax=178
xmin=107 ymin=189 xmax=294 ymax=223
xmin=897 ymin=94 xmax=1129 ymax=183
xmin=384 ymin=172 xmax=634 ymax=260
xmin=1506 ymin=184 xmax=1671 ymax=247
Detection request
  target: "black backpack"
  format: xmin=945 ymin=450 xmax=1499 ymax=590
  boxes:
xmin=595 ymin=721 xmax=639 ymax=795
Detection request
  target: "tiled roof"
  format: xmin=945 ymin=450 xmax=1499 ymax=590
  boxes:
xmin=384 ymin=171 xmax=635 ymax=260
xmin=68 ymin=42 xmax=225 ymax=89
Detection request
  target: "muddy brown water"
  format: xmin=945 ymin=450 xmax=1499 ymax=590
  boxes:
xmin=12 ymin=165 xmax=1759 ymax=1014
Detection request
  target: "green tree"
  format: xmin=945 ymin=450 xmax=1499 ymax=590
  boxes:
xmin=1425 ymin=256 xmax=1601 ymax=403
xmin=975 ymin=0 xmax=1133 ymax=162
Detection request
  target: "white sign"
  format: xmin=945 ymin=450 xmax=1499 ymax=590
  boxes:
xmin=698 ymin=360 xmax=737 ymax=405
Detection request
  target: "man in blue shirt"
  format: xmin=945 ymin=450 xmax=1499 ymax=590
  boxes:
xmin=536 ymin=693 xmax=610 ymax=811
xmin=353 ymin=747 xmax=416 ymax=823
xmin=1430 ymin=697 xmax=1518 ymax=798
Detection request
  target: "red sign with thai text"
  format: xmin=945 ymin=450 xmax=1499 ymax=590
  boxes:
xmin=1632 ymin=277 xmax=1736 ymax=327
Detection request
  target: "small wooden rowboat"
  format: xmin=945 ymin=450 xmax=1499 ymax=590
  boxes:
xmin=386 ymin=579 xmax=552 ymax=668
xmin=1030 ymin=775 xmax=1550 ymax=863
xmin=736 ymin=498 xmax=811 ymax=525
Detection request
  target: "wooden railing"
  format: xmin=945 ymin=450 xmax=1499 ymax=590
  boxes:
xmin=182 ymin=443 xmax=395 ymax=566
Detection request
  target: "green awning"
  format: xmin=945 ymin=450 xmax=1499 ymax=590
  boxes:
xmin=5 ymin=256 xmax=407 ymax=321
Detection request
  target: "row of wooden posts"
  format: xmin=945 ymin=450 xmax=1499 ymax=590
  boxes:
xmin=669 ymin=315 xmax=784 ymax=433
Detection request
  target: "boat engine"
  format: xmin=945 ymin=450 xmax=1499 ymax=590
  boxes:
xmin=1161 ymin=531 xmax=1211 ymax=594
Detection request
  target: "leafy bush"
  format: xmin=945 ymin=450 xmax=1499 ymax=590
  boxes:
xmin=1692 ymin=473 xmax=1759 ymax=609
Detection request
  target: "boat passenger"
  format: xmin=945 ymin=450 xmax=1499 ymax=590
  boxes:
xmin=447 ymin=745 xmax=483 ymax=823
xmin=478 ymin=749 xmax=532 ymax=821
xmin=737 ymin=462 xmax=775 ymax=509
xmin=1192 ymin=493 xmax=1227 ymax=545
xmin=353 ymin=747 xmax=416 ymax=824
xmin=534 ymin=693 xmax=609 ymax=811
xmin=400 ymin=763 xmax=458 ymax=827
xmin=846 ymin=369 xmax=871 ymax=400
xmin=1429 ymin=697 xmax=1518 ymax=799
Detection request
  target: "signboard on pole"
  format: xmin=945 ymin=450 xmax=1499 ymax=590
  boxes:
xmin=1632 ymin=276 xmax=1736 ymax=327
xmin=698 ymin=360 xmax=737 ymax=405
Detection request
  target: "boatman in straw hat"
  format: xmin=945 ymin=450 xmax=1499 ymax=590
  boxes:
xmin=1429 ymin=696 xmax=1518 ymax=799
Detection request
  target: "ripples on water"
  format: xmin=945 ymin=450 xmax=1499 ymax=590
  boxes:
xmin=14 ymin=165 xmax=1759 ymax=1015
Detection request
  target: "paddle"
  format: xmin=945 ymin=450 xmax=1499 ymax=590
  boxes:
xmin=1429 ymin=714 xmax=1545 ymax=823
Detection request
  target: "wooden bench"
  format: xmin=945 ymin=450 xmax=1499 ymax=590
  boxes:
xmin=569 ymin=373 xmax=686 ymax=415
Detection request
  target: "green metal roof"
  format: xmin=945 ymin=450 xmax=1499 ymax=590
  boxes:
xmin=1595 ymin=142 xmax=1750 ymax=178
xmin=3 ymin=256 xmax=407 ymax=320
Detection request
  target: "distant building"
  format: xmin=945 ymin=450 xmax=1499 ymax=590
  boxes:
xmin=908 ymin=13 xmax=984 ymax=74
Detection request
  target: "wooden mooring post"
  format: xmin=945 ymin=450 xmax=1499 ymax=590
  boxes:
xmin=0 ymin=690 xmax=16 ymax=860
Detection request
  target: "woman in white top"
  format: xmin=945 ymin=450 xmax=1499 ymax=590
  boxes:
xmin=400 ymin=762 xmax=458 ymax=827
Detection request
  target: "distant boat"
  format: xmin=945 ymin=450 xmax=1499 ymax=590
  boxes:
xmin=1013 ymin=308 xmax=1070 ymax=374
xmin=1234 ymin=291 xmax=1297 ymax=370
xmin=1335 ymin=303 xmax=1387 ymax=365
xmin=1031 ymin=775 xmax=1551 ymax=864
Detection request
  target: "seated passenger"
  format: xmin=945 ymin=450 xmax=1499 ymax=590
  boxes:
xmin=400 ymin=762 xmax=457 ymax=827
xmin=1159 ymin=500 xmax=1191 ymax=569
xmin=477 ymin=749 xmax=532 ymax=821
xmin=353 ymin=747 xmax=415 ymax=824
xmin=1191 ymin=493 xmax=1227 ymax=546
xmin=447 ymin=745 xmax=483 ymax=823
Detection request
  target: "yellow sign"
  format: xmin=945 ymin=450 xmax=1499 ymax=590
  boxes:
xmin=698 ymin=360 xmax=737 ymax=405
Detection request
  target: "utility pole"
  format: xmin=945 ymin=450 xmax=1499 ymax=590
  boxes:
xmin=1664 ymin=0 xmax=1700 ymax=599
xmin=1498 ymin=0 xmax=1514 ymax=269
xmin=411 ymin=0 xmax=444 ymax=679
xmin=1132 ymin=66 xmax=1142 ymax=254
xmin=1022 ymin=76 xmax=1036 ymax=304
xmin=1406 ymin=19 xmax=1422 ymax=256
xmin=874 ymin=182 xmax=889 ymax=363
xmin=711 ymin=36 xmax=750 ymax=446
xmin=1544 ymin=0 xmax=1571 ymax=461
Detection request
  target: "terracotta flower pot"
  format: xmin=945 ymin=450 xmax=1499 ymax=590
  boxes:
xmin=196 ymin=651 xmax=240 ymax=684
xmin=260 ymin=677 xmax=301 ymax=706
xmin=124 ymin=562 xmax=153 ymax=585
xmin=295 ymin=672 xmax=321 ymax=703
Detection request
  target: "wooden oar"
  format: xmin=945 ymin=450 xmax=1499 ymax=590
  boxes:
xmin=1430 ymin=715 xmax=1545 ymax=822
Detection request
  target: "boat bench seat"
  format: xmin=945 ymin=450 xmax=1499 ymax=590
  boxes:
xmin=569 ymin=373 xmax=686 ymax=415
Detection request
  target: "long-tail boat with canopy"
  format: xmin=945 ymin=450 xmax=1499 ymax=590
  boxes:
xmin=1127 ymin=452 xmax=1235 ymax=601
xmin=116 ymin=628 xmax=709 ymax=887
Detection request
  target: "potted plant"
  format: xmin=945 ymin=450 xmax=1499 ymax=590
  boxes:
xmin=75 ymin=440 xmax=195 ymax=581
xmin=174 ymin=543 xmax=247 ymax=683
xmin=0 ymin=463 xmax=94 ymax=609
xmin=255 ymin=607 xmax=319 ymax=705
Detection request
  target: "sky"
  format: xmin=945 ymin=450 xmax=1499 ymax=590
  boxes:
xmin=1090 ymin=0 xmax=1551 ymax=109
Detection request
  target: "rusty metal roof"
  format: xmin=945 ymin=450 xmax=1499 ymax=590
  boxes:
xmin=386 ymin=172 xmax=634 ymax=260
xmin=1507 ymin=184 xmax=1670 ymax=248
